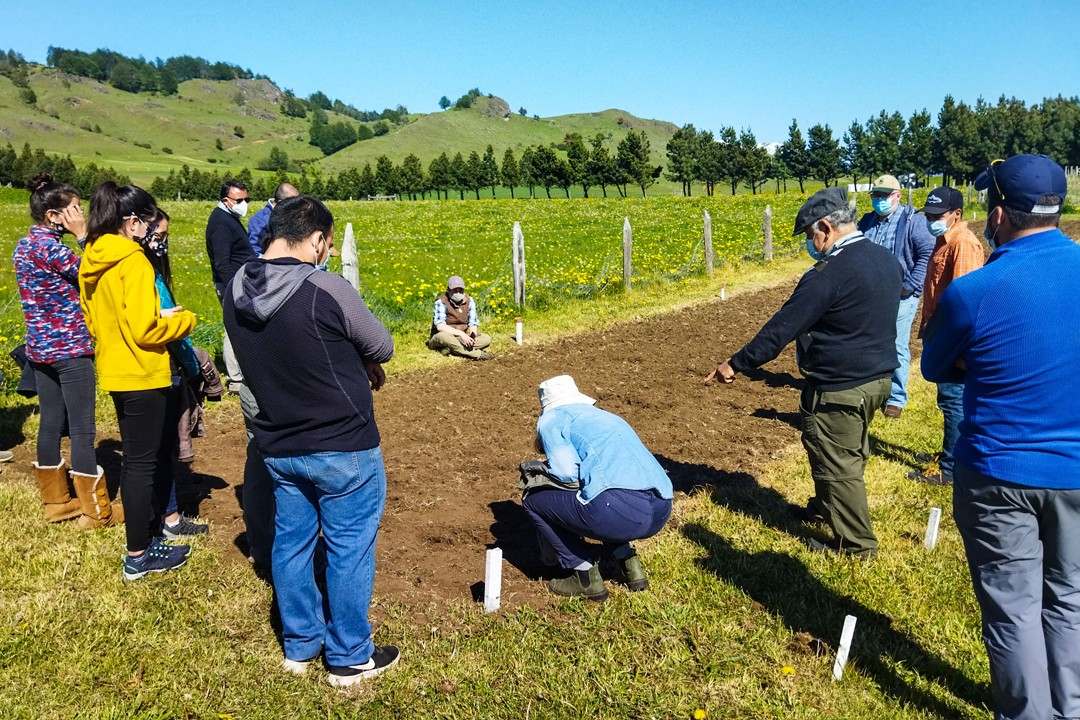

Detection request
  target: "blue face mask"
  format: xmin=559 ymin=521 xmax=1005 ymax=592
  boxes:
xmin=872 ymin=196 xmax=894 ymax=216
xmin=805 ymin=235 xmax=824 ymax=261
xmin=928 ymin=219 xmax=949 ymax=237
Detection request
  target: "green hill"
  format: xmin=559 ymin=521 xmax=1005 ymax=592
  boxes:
xmin=0 ymin=66 xmax=678 ymax=186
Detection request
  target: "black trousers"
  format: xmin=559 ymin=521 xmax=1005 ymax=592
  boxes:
xmin=32 ymin=357 xmax=97 ymax=474
xmin=111 ymin=387 xmax=179 ymax=553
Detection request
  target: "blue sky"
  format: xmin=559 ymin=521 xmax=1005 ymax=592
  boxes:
xmin=2 ymin=1 xmax=1077 ymax=142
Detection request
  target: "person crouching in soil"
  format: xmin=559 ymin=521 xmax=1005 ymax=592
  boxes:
xmin=520 ymin=375 xmax=673 ymax=602
xmin=426 ymin=275 xmax=492 ymax=360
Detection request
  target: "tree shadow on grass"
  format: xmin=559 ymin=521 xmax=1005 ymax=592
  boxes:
xmin=683 ymin=522 xmax=990 ymax=719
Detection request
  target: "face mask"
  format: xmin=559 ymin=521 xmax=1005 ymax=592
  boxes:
xmin=984 ymin=214 xmax=1001 ymax=249
xmin=231 ymin=200 xmax=249 ymax=218
xmin=872 ymin=197 xmax=894 ymax=216
xmin=313 ymin=236 xmax=329 ymax=271
xmin=928 ymin=219 xmax=949 ymax=237
xmin=450 ymin=291 xmax=466 ymax=304
xmin=805 ymin=235 xmax=824 ymax=261
xmin=142 ymin=229 xmax=169 ymax=258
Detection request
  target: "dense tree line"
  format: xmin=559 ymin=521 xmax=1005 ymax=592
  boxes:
xmin=0 ymin=142 xmax=130 ymax=196
xmin=45 ymin=46 xmax=258 ymax=95
xmin=667 ymin=94 xmax=1080 ymax=196
xmin=151 ymin=131 xmax=662 ymax=201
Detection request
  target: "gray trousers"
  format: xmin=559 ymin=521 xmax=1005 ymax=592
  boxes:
xmin=238 ymin=383 xmax=274 ymax=573
xmin=953 ymin=465 xmax=1080 ymax=720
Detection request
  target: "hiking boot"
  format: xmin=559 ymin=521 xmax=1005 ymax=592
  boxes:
xmin=327 ymin=646 xmax=401 ymax=687
xmin=122 ymin=538 xmax=190 ymax=581
xmin=547 ymin=565 xmax=609 ymax=602
xmin=793 ymin=499 xmax=827 ymax=524
xmin=620 ymin=554 xmax=649 ymax=592
xmin=807 ymin=537 xmax=877 ymax=560
xmin=163 ymin=515 xmax=209 ymax=539
xmin=907 ymin=468 xmax=952 ymax=486
xmin=0 ymin=449 xmax=13 ymax=463
xmin=34 ymin=461 xmax=81 ymax=523
xmin=70 ymin=465 xmax=124 ymax=529
xmin=882 ymin=405 xmax=903 ymax=419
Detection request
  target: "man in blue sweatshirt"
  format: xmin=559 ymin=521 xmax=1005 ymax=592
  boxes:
xmin=922 ymin=154 xmax=1080 ymax=720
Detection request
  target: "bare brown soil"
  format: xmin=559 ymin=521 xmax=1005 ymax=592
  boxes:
xmin=185 ymin=281 xmax=807 ymax=608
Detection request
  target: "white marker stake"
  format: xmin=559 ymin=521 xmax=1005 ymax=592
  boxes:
xmin=832 ymin=615 xmax=857 ymax=681
xmin=720 ymin=287 xmax=727 ymax=301
xmin=484 ymin=547 xmax=503 ymax=613
xmin=515 ymin=318 xmax=523 ymax=346
xmin=924 ymin=507 xmax=943 ymax=550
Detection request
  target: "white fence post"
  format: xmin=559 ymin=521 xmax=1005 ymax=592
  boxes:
xmin=341 ymin=222 xmax=359 ymax=290
xmin=763 ymin=205 xmax=774 ymax=262
xmin=512 ymin=221 xmax=526 ymax=307
xmin=622 ymin=216 xmax=632 ymax=291
xmin=484 ymin=547 xmax=503 ymax=613
xmin=703 ymin=209 xmax=714 ymax=275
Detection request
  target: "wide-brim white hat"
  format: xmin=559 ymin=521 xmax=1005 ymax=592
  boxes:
xmin=538 ymin=375 xmax=596 ymax=412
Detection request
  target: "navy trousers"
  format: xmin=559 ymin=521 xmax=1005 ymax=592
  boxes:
xmin=522 ymin=487 xmax=671 ymax=569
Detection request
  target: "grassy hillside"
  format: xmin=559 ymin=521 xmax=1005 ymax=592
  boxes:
xmin=320 ymin=96 xmax=678 ymax=171
xmin=0 ymin=68 xmax=677 ymax=186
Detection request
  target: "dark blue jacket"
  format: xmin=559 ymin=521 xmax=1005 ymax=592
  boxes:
xmin=922 ymin=228 xmax=1080 ymax=490
xmin=858 ymin=205 xmax=935 ymax=298
xmin=246 ymin=202 xmax=272 ymax=256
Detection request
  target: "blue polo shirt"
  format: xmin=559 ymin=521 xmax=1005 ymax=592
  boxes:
xmin=922 ymin=228 xmax=1080 ymax=489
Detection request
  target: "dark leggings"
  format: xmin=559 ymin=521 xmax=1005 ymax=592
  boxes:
xmin=32 ymin=357 xmax=97 ymax=474
xmin=111 ymin=387 xmax=179 ymax=553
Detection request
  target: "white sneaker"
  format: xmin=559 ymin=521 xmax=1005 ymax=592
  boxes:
xmin=326 ymin=646 xmax=400 ymax=687
xmin=282 ymin=657 xmax=316 ymax=675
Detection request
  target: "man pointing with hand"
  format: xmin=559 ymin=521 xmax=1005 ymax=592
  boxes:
xmin=707 ymin=187 xmax=901 ymax=557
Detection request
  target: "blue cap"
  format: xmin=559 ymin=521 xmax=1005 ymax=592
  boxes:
xmin=974 ymin=154 xmax=1066 ymax=215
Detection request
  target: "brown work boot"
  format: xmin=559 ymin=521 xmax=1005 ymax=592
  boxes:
xmin=34 ymin=461 xmax=81 ymax=523
xmin=882 ymin=405 xmax=903 ymax=419
xmin=70 ymin=466 xmax=124 ymax=529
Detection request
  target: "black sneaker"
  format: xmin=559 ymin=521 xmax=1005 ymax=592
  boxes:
xmin=327 ymin=646 xmax=401 ymax=687
xmin=793 ymin=500 xmax=827 ymax=524
xmin=163 ymin=515 xmax=209 ymax=539
xmin=807 ymin=537 xmax=877 ymax=560
xmin=907 ymin=469 xmax=952 ymax=486
xmin=123 ymin=539 xmax=190 ymax=581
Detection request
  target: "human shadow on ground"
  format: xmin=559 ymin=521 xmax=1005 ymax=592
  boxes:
xmin=683 ymin=522 xmax=990 ymax=719
xmin=0 ymin=404 xmax=34 ymax=449
xmin=741 ymin=367 xmax=804 ymax=390
xmin=656 ymin=454 xmax=818 ymax=541
xmin=750 ymin=408 xmax=801 ymax=430
xmin=96 ymin=438 xmax=227 ymax=513
xmin=869 ymin=435 xmax=926 ymax=472
xmin=488 ymin=499 xmax=546 ymax=581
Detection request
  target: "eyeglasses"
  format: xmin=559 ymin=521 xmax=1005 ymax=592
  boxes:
xmin=986 ymin=158 xmax=1006 ymax=202
xmin=122 ymin=213 xmax=153 ymax=225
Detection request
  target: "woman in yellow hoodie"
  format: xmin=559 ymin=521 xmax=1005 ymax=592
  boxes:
xmin=80 ymin=182 xmax=198 ymax=581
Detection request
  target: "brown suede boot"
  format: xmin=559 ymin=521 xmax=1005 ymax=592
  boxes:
xmin=70 ymin=466 xmax=124 ymax=529
xmin=34 ymin=461 xmax=81 ymax=523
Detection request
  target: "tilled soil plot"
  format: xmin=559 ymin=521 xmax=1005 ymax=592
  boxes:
xmin=191 ymin=281 xmax=808 ymax=608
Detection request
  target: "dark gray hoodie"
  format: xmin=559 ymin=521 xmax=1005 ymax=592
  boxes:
xmin=223 ymin=258 xmax=393 ymax=456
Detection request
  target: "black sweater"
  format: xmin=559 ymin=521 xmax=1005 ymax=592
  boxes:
xmin=223 ymin=258 xmax=394 ymax=456
xmin=730 ymin=236 xmax=902 ymax=391
xmin=205 ymin=206 xmax=255 ymax=296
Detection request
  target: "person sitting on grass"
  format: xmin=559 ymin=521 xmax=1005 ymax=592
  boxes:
xmin=426 ymin=275 xmax=492 ymax=360
xmin=520 ymin=375 xmax=673 ymax=602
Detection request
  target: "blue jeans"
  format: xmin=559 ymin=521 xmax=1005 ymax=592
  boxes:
xmin=954 ymin=467 xmax=1080 ymax=720
xmin=264 ymin=447 xmax=387 ymax=667
xmin=522 ymin=487 xmax=672 ymax=569
xmin=890 ymin=295 xmax=920 ymax=408
xmin=936 ymin=382 xmax=963 ymax=479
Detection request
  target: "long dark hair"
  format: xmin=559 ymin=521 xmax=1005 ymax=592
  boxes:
xmin=87 ymin=182 xmax=157 ymax=243
xmin=146 ymin=207 xmax=174 ymax=294
xmin=28 ymin=172 xmax=80 ymax=224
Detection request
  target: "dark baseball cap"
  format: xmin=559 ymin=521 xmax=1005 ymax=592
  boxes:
xmin=793 ymin=186 xmax=849 ymax=235
xmin=974 ymin=154 xmax=1066 ymax=214
xmin=921 ymin=187 xmax=964 ymax=215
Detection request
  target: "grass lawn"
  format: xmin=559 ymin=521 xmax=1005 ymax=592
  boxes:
xmin=0 ymin=370 xmax=990 ymax=719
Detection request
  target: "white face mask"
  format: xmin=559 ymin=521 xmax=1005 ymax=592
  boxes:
xmin=449 ymin=291 xmax=466 ymax=304
xmin=313 ymin=235 xmax=329 ymax=270
xmin=231 ymin=200 xmax=249 ymax=218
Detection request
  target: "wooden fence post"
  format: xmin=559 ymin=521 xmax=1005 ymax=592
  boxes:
xmin=703 ymin=209 xmax=714 ymax=275
xmin=622 ymin=216 xmax=633 ymax=291
xmin=341 ymin=222 xmax=359 ymax=290
xmin=763 ymin=205 xmax=774 ymax=262
xmin=512 ymin=221 xmax=526 ymax=307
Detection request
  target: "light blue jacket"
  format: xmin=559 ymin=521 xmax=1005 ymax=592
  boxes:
xmin=537 ymin=403 xmax=673 ymax=504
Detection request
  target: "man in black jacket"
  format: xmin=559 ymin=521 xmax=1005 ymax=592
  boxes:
xmin=223 ymin=195 xmax=399 ymax=686
xmin=205 ymin=179 xmax=253 ymax=390
xmin=707 ymin=187 xmax=901 ymax=557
